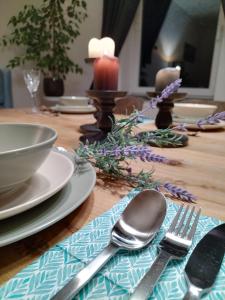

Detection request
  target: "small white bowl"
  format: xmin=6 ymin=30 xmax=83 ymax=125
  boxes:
xmin=0 ymin=123 xmax=57 ymax=192
xmin=174 ymin=103 xmax=217 ymax=119
xmin=60 ymin=96 xmax=89 ymax=106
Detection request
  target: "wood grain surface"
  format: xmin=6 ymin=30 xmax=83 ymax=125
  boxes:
xmin=0 ymin=108 xmax=225 ymax=284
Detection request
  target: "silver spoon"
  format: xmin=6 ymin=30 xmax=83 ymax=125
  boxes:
xmin=52 ymin=189 xmax=167 ymax=300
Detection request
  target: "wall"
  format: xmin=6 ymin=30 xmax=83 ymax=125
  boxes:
xmin=0 ymin=0 xmax=103 ymax=107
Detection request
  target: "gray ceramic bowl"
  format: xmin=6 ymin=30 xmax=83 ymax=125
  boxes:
xmin=174 ymin=103 xmax=217 ymax=119
xmin=0 ymin=123 xmax=57 ymax=192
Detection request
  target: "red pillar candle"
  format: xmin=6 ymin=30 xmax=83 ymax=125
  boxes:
xmin=93 ymin=55 xmax=119 ymax=90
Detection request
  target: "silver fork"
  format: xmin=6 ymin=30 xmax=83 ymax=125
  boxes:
xmin=130 ymin=204 xmax=201 ymax=300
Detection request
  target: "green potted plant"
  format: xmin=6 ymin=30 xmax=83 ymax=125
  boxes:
xmin=0 ymin=0 xmax=87 ymax=96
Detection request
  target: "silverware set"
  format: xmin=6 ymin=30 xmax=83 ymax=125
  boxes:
xmin=52 ymin=190 xmax=225 ymax=300
xmin=131 ymin=204 xmax=201 ymax=299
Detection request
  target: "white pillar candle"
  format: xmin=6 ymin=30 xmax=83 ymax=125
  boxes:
xmin=155 ymin=67 xmax=181 ymax=92
xmin=88 ymin=38 xmax=103 ymax=58
xmin=88 ymin=37 xmax=115 ymax=58
xmin=101 ymin=37 xmax=115 ymax=57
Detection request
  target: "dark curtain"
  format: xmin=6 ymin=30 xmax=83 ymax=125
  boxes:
xmin=141 ymin=0 xmax=171 ymax=67
xmin=222 ymin=0 xmax=225 ymax=15
xmin=101 ymin=0 xmax=140 ymax=56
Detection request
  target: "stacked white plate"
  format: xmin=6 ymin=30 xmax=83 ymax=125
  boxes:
xmin=50 ymin=96 xmax=96 ymax=114
xmin=0 ymin=149 xmax=96 ymax=247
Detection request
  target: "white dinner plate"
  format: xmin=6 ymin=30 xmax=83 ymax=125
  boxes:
xmin=0 ymin=156 xmax=96 ymax=247
xmin=173 ymin=117 xmax=225 ymax=131
xmin=50 ymin=104 xmax=96 ymax=114
xmin=0 ymin=151 xmax=74 ymax=220
xmin=44 ymin=96 xmax=60 ymax=102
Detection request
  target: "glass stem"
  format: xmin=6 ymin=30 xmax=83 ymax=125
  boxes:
xmin=31 ymin=92 xmax=39 ymax=113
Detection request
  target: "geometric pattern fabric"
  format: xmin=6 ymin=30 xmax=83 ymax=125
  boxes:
xmin=0 ymin=190 xmax=224 ymax=300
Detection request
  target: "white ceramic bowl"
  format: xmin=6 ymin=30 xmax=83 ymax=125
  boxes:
xmin=0 ymin=123 xmax=57 ymax=192
xmin=60 ymin=96 xmax=89 ymax=106
xmin=174 ymin=103 xmax=217 ymax=119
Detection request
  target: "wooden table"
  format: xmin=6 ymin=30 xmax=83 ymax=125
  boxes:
xmin=0 ymin=108 xmax=225 ymax=285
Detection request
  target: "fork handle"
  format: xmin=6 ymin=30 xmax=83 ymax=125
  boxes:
xmin=130 ymin=250 xmax=172 ymax=300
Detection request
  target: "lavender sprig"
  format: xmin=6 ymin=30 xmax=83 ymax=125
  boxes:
xmin=97 ymin=145 xmax=151 ymax=159
xmin=114 ymin=78 xmax=182 ymax=132
xmin=163 ymin=182 xmax=197 ymax=202
xmin=148 ymin=78 xmax=182 ymax=109
xmin=144 ymin=153 xmax=180 ymax=165
xmin=96 ymin=145 xmax=178 ymax=165
xmin=197 ymin=111 xmax=225 ymax=127
xmin=76 ymin=79 xmax=197 ymax=202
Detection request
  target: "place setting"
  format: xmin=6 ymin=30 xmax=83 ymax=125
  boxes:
xmin=0 ymin=123 xmax=96 ymax=247
xmin=49 ymin=96 xmax=96 ymax=114
xmin=1 ymin=1 xmax=225 ymax=298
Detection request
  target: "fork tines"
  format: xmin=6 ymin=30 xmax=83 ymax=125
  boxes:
xmin=167 ymin=205 xmax=201 ymax=240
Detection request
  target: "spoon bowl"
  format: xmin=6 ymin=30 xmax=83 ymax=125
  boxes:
xmin=112 ymin=190 xmax=167 ymax=249
xmin=52 ymin=189 xmax=167 ymax=300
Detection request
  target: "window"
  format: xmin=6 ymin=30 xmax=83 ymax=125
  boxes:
xmin=120 ymin=0 xmax=224 ymax=98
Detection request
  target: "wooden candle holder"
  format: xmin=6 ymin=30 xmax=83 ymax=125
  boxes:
xmin=80 ymin=90 xmax=126 ymax=143
xmin=79 ymin=98 xmax=101 ymax=134
xmin=147 ymin=92 xmax=187 ymax=129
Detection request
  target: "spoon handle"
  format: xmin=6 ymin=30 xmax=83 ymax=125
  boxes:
xmin=130 ymin=250 xmax=172 ymax=299
xmin=52 ymin=243 xmax=119 ymax=300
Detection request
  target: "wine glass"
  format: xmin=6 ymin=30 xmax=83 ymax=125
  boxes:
xmin=23 ymin=69 xmax=40 ymax=113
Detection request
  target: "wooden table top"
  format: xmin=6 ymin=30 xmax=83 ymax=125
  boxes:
xmin=0 ymin=108 xmax=225 ymax=285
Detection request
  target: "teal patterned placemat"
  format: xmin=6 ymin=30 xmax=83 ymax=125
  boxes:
xmin=0 ymin=190 xmax=224 ymax=300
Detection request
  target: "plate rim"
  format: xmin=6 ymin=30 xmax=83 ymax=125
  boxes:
xmin=0 ymin=151 xmax=74 ymax=220
xmin=0 ymin=158 xmax=96 ymax=247
xmin=50 ymin=104 xmax=96 ymax=113
xmin=174 ymin=103 xmax=217 ymax=109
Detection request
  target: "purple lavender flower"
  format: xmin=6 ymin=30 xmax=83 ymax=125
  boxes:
xmin=161 ymin=79 xmax=182 ymax=98
xmin=172 ymin=123 xmax=188 ymax=132
xmin=163 ymin=182 xmax=197 ymax=202
xmin=147 ymin=154 xmax=181 ymax=165
xmin=148 ymin=78 xmax=182 ymax=109
xmin=97 ymin=146 xmax=177 ymax=165
xmin=139 ymin=151 xmax=180 ymax=165
xmin=144 ymin=153 xmax=170 ymax=164
xmin=197 ymin=111 xmax=225 ymax=127
xmin=98 ymin=145 xmax=151 ymax=159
